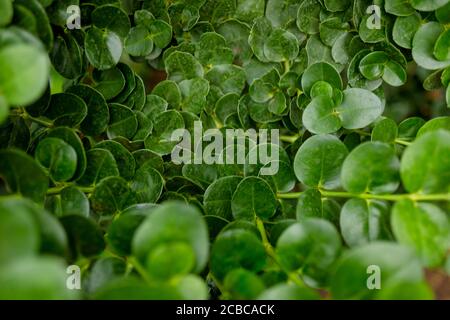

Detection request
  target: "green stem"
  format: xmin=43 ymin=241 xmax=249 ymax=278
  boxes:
xmin=46 ymin=185 xmax=94 ymax=195
xmin=283 ymin=60 xmax=291 ymax=73
xmin=255 ymin=217 xmax=306 ymax=288
xmin=127 ymin=257 xmax=152 ymax=284
xmin=395 ymin=139 xmax=411 ymax=146
xmin=280 ymin=135 xmax=300 ymax=143
xmin=277 ymin=190 xmax=450 ymax=202
xmin=22 ymin=112 xmax=53 ymax=128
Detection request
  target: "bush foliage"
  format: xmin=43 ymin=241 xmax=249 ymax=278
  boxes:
xmin=0 ymin=0 xmax=450 ymax=300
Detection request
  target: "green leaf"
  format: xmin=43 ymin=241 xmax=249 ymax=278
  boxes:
xmin=147 ymin=19 xmax=172 ymax=48
xmin=204 ymin=176 xmax=243 ymax=220
xmin=372 ymin=118 xmax=398 ymax=143
xmin=50 ymin=33 xmax=83 ymax=80
xmin=210 ymin=229 xmax=267 ymax=280
xmin=340 ymin=199 xmax=391 ymax=247
xmin=392 ymin=200 xmax=450 ymax=267
xmin=165 ymin=51 xmax=204 ymax=82
xmin=400 ymin=130 xmax=450 ymax=194
xmin=385 ymin=0 xmax=415 ymax=16
xmin=235 ymin=0 xmax=265 ymax=22
xmin=302 ymin=96 xmax=342 ymax=134
xmin=107 ymin=103 xmax=138 ymax=140
xmin=0 ymin=197 xmax=39 ymax=263
xmin=48 ymin=186 xmax=89 ymax=217
xmin=152 ymin=80 xmax=181 ymax=108
xmin=96 ymin=140 xmax=136 ymax=180
xmin=248 ymin=17 xmax=272 ymax=62
xmin=179 ymin=77 xmax=209 ymax=114
xmin=293 ymin=134 xmax=348 ymax=189
xmin=66 ymin=84 xmax=110 ymax=136
xmin=85 ymin=26 xmax=122 ymax=70
xmin=0 ymin=256 xmax=78 ymax=299
xmin=276 ymin=218 xmax=342 ymax=286
xmin=60 ymin=214 xmax=105 ymax=258
xmin=417 ymin=116 xmax=450 ymax=136
xmin=205 ymin=64 xmax=246 ymax=95
xmin=324 ymin=0 xmax=351 ymax=12
xmin=44 ymin=93 xmax=87 ymax=127
xmin=90 ymin=176 xmax=135 ymax=216
xmin=16 ymin=0 xmax=53 ymax=50
xmin=410 ymin=0 xmax=449 ymax=11
xmin=130 ymin=166 xmax=164 ymax=203
xmin=0 ymin=149 xmax=48 ymax=203
xmin=341 ymin=142 xmax=400 ymax=194
xmin=196 ymin=32 xmax=233 ymax=66
xmin=231 ymin=177 xmax=277 ymax=220
xmin=144 ymin=110 xmax=184 ymax=155
xmin=91 ymin=4 xmax=130 ymax=39
xmin=93 ymin=67 xmax=126 ymax=101
xmin=330 ymin=242 xmax=429 ymax=299
xmin=46 ymin=127 xmax=86 ymax=180
xmin=0 ymin=44 xmax=49 ymax=106
xmin=302 ymin=62 xmax=343 ymax=96
xmin=224 ymin=268 xmax=265 ymax=299
xmin=77 ymin=148 xmax=119 ymax=186
xmin=359 ymin=51 xmax=389 ymax=80
xmin=0 ymin=0 xmax=13 ymax=27
xmin=434 ymin=29 xmax=450 ymax=61
xmin=264 ymin=28 xmax=299 ymax=62
xmin=296 ymin=189 xmax=340 ymax=226
xmin=146 ymin=242 xmax=195 ymax=280
xmin=107 ymin=204 xmax=155 ymax=256
xmin=336 ymin=88 xmax=383 ymax=129
xmin=132 ymin=201 xmax=209 ymax=273
xmin=297 ymin=0 xmax=321 ymax=35
xmin=393 ymin=13 xmax=421 ymax=49
xmin=412 ymin=22 xmax=450 ymax=70
xmin=125 ymin=26 xmax=153 ymax=57
xmin=35 ymin=137 xmax=77 ymax=182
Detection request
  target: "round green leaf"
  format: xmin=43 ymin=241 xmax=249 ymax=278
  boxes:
xmin=85 ymin=26 xmax=122 ymax=70
xmin=77 ymin=148 xmax=119 ymax=186
xmin=210 ymin=229 xmax=267 ymax=280
xmin=44 ymin=93 xmax=87 ymax=127
xmin=264 ymin=28 xmax=299 ymax=62
xmin=303 ymin=96 xmax=342 ymax=134
xmin=392 ymin=200 xmax=450 ymax=267
xmin=293 ymin=134 xmax=348 ymax=189
xmin=107 ymin=103 xmax=138 ymax=140
xmin=204 ymin=176 xmax=243 ymax=220
xmin=231 ymin=177 xmax=277 ymax=220
xmin=165 ymin=51 xmax=204 ymax=82
xmin=434 ymin=29 xmax=450 ymax=61
xmin=91 ymin=4 xmax=131 ymax=39
xmin=412 ymin=22 xmax=450 ymax=70
xmin=340 ymin=199 xmax=391 ymax=247
xmin=35 ymin=137 xmax=77 ymax=182
xmin=91 ymin=176 xmax=134 ymax=216
xmin=302 ymin=62 xmax=343 ymax=96
xmin=125 ymin=26 xmax=154 ymax=57
xmin=400 ymin=130 xmax=450 ymax=194
xmin=341 ymin=142 xmax=400 ymax=194
xmin=330 ymin=242 xmax=428 ymax=299
xmin=0 ymin=149 xmax=48 ymax=203
xmin=336 ymin=88 xmax=383 ymax=129
xmin=132 ymin=201 xmax=209 ymax=273
xmin=410 ymin=0 xmax=449 ymax=11
xmin=0 ymin=44 xmax=49 ymax=106
xmin=393 ymin=14 xmax=421 ymax=49
xmin=146 ymin=242 xmax=195 ymax=280
xmin=276 ymin=218 xmax=342 ymax=285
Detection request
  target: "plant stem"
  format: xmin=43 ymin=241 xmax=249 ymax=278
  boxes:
xmin=127 ymin=257 xmax=152 ymax=284
xmin=255 ymin=217 xmax=305 ymax=288
xmin=280 ymin=135 xmax=300 ymax=143
xmin=283 ymin=60 xmax=290 ymax=73
xmin=277 ymin=190 xmax=450 ymax=202
xmin=394 ymin=139 xmax=411 ymax=146
xmin=46 ymin=185 xmax=95 ymax=195
xmin=22 ymin=112 xmax=53 ymax=128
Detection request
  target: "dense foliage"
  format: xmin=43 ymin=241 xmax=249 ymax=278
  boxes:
xmin=0 ymin=0 xmax=450 ymax=300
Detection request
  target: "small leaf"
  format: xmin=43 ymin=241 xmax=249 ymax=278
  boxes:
xmin=35 ymin=137 xmax=77 ymax=182
xmin=303 ymin=96 xmax=342 ymax=134
xmin=165 ymin=51 xmax=204 ymax=82
xmin=293 ymin=134 xmax=348 ymax=189
xmin=392 ymin=200 xmax=450 ymax=267
xmin=77 ymin=148 xmax=119 ymax=186
xmin=341 ymin=142 xmax=400 ymax=194
xmin=340 ymin=199 xmax=391 ymax=247
xmin=263 ymin=28 xmax=299 ymax=62
xmin=400 ymin=130 xmax=450 ymax=194
xmin=412 ymin=22 xmax=450 ymax=70
xmin=276 ymin=218 xmax=342 ymax=286
xmin=231 ymin=177 xmax=277 ymax=220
